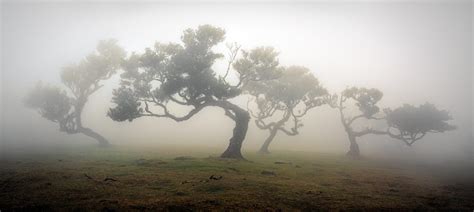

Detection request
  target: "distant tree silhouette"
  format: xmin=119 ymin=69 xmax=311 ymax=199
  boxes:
xmin=335 ymin=87 xmax=456 ymax=158
xmin=108 ymin=25 xmax=281 ymax=159
xmin=246 ymin=66 xmax=329 ymax=154
xmin=384 ymin=103 xmax=456 ymax=146
xmin=25 ymin=40 xmax=125 ymax=146
xmin=334 ymin=87 xmax=385 ymax=158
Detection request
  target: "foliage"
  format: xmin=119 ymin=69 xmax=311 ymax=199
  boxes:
xmin=247 ymin=66 xmax=329 ymax=137
xmin=337 ymin=87 xmax=385 ymax=132
xmin=336 ymin=87 xmax=386 ymax=157
xmin=24 ymin=40 xmax=125 ymax=143
xmin=24 ymin=82 xmax=72 ymax=123
xmin=61 ymin=40 xmax=125 ymax=98
xmin=108 ymin=25 xmax=282 ymax=122
xmin=108 ymin=25 xmax=283 ymax=158
xmin=341 ymin=87 xmax=383 ymax=118
xmin=385 ymin=103 xmax=456 ymax=145
xmin=108 ymin=87 xmax=143 ymax=122
xmin=337 ymin=86 xmax=456 ymax=151
xmin=234 ymin=46 xmax=283 ymax=83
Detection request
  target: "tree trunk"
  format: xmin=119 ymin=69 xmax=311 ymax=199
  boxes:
xmin=214 ymin=101 xmax=250 ymax=160
xmin=78 ymin=127 xmax=109 ymax=146
xmin=257 ymin=110 xmax=291 ymax=154
xmin=258 ymin=128 xmax=278 ymax=154
xmin=74 ymin=97 xmax=109 ymax=146
xmin=339 ymin=105 xmax=360 ymax=158
xmin=346 ymin=134 xmax=360 ymax=158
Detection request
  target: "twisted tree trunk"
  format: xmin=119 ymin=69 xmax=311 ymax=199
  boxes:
xmin=256 ymin=110 xmax=292 ymax=154
xmin=78 ymin=127 xmax=109 ymax=146
xmin=346 ymin=133 xmax=360 ymax=158
xmin=213 ymin=101 xmax=250 ymax=159
xmin=75 ymin=97 xmax=110 ymax=146
xmin=338 ymin=104 xmax=360 ymax=158
xmin=258 ymin=128 xmax=278 ymax=154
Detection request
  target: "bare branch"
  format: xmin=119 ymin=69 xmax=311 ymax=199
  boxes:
xmin=223 ymin=42 xmax=241 ymax=82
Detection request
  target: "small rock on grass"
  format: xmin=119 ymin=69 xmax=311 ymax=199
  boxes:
xmin=175 ymin=191 xmax=187 ymax=196
xmin=274 ymin=161 xmax=292 ymax=165
xmin=306 ymin=190 xmax=323 ymax=195
xmin=209 ymin=175 xmax=223 ymax=180
xmin=261 ymin=170 xmax=276 ymax=176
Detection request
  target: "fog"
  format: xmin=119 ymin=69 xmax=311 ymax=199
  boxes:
xmin=1 ymin=1 xmax=472 ymax=162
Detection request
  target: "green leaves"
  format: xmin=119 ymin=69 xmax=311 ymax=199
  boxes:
xmin=182 ymin=25 xmax=226 ymax=48
xmin=246 ymin=66 xmax=327 ymax=108
xmin=111 ymin=25 xmax=245 ymax=117
xmin=342 ymin=87 xmax=383 ymax=118
xmin=60 ymin=39 xmax=125 ymax=97
xmin=24 ymin=82 xmax=72 ymax=123
xmin=26 ymin=39 xmax=125 ymax=136
xmin=108 ymin=86 xmax=143 ymax=122
xmin=234 ymin=46 xmax=283 ymax=83
xmin=246 ymin=65 xmax=328 ymax=137
xmin=339 ymin=86 xmax=455 ymax=147
xmin=386 ymin=103 xmax=456 ymax=136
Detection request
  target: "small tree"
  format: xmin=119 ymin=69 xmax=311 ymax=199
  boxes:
xmin=335 ymin=87 xmax=456 ymax=158
xmin=25 ymin=40 xmax=125 ymax=146
xmin=246 ymin=66 xmax=329 ymax=154
xmin=384 ymin=103 xmax=456 ymax=146
xmin=335 ymin=87 xmax=386 ymax=157
xmin=108 ymin=25 xmax=282 ymax=159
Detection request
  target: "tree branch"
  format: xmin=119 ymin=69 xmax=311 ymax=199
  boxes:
xmin=223 ymin=43 xmax=241 ymax=83
xmin=142 ymin=100 xmax=207 ymax=122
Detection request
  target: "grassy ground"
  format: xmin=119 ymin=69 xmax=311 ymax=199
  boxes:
xmin=1 ymin=144 xmax=473 ymax=211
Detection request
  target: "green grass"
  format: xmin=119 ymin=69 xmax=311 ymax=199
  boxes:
xmin=0 ymin=145 xmax=473 ymax=210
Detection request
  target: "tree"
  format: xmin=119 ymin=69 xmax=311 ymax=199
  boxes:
xmin=246 ymin=66 xmax=329 ymax=154
xmin=335 ymin=87 xmax=386 ymax=158
xmin=107 ymin=25 xmax=282 ymax=159
xmin=335 ymin=87 xmax=456 ymax=158
xmin=384 ymin=103 xmax=456 ymax=146
xmin=24 ymin=40 xmax=125 ymax=146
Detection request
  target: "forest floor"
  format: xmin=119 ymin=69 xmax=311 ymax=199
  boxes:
xmin=1 ymin=144 xmax=473 ymax=211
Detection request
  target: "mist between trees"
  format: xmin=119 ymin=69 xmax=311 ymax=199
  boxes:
xmin=22 ymin=25 xmax=460 ymax=160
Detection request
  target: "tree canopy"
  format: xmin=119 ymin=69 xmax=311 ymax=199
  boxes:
xmin=385 ymin=103 xmax=456 ymax=146
xmin=246 ymin=66 xmax=329 ymax=153
xmin=335 ymin=86 xmax=456 ymax=158
xmin=108 ymin=25 xmax=282 ymax=158
xmin=23 ymin=25 xmax=456 ymax=158
xmin=109 ymin=26 xmax=281 ymax=122
xmin=61 ymin=40 xmax=125 ymax=99
xmin=25 ymin=82 xmax=72 ymax=126
xmin=25 ymin=39 xmax=125 ymax=145
xmin=335 ymin=87 xmax=386 ymax=157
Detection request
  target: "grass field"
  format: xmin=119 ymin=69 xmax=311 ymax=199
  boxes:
xmin=1 ymin=144 xmax=473 ymax=211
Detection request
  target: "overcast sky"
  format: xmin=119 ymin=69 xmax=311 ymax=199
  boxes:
xmin=1 ymin=1 xmax=472 ymax=159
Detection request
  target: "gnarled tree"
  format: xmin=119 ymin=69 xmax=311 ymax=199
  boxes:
xmin=335 ymin=87 xmax=385 ymax=158
xmin=24 ymin=40 xmax=125 ymax=146
xmin=108 ymin=25 xmax=282 ymax=159
xmin=246 ymin=66 xmax=329 ymax=154
xmin=335 ymin=87 xmax=456 ymax=158
xmin=384 ymin=103 xmax=456 ymax=146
